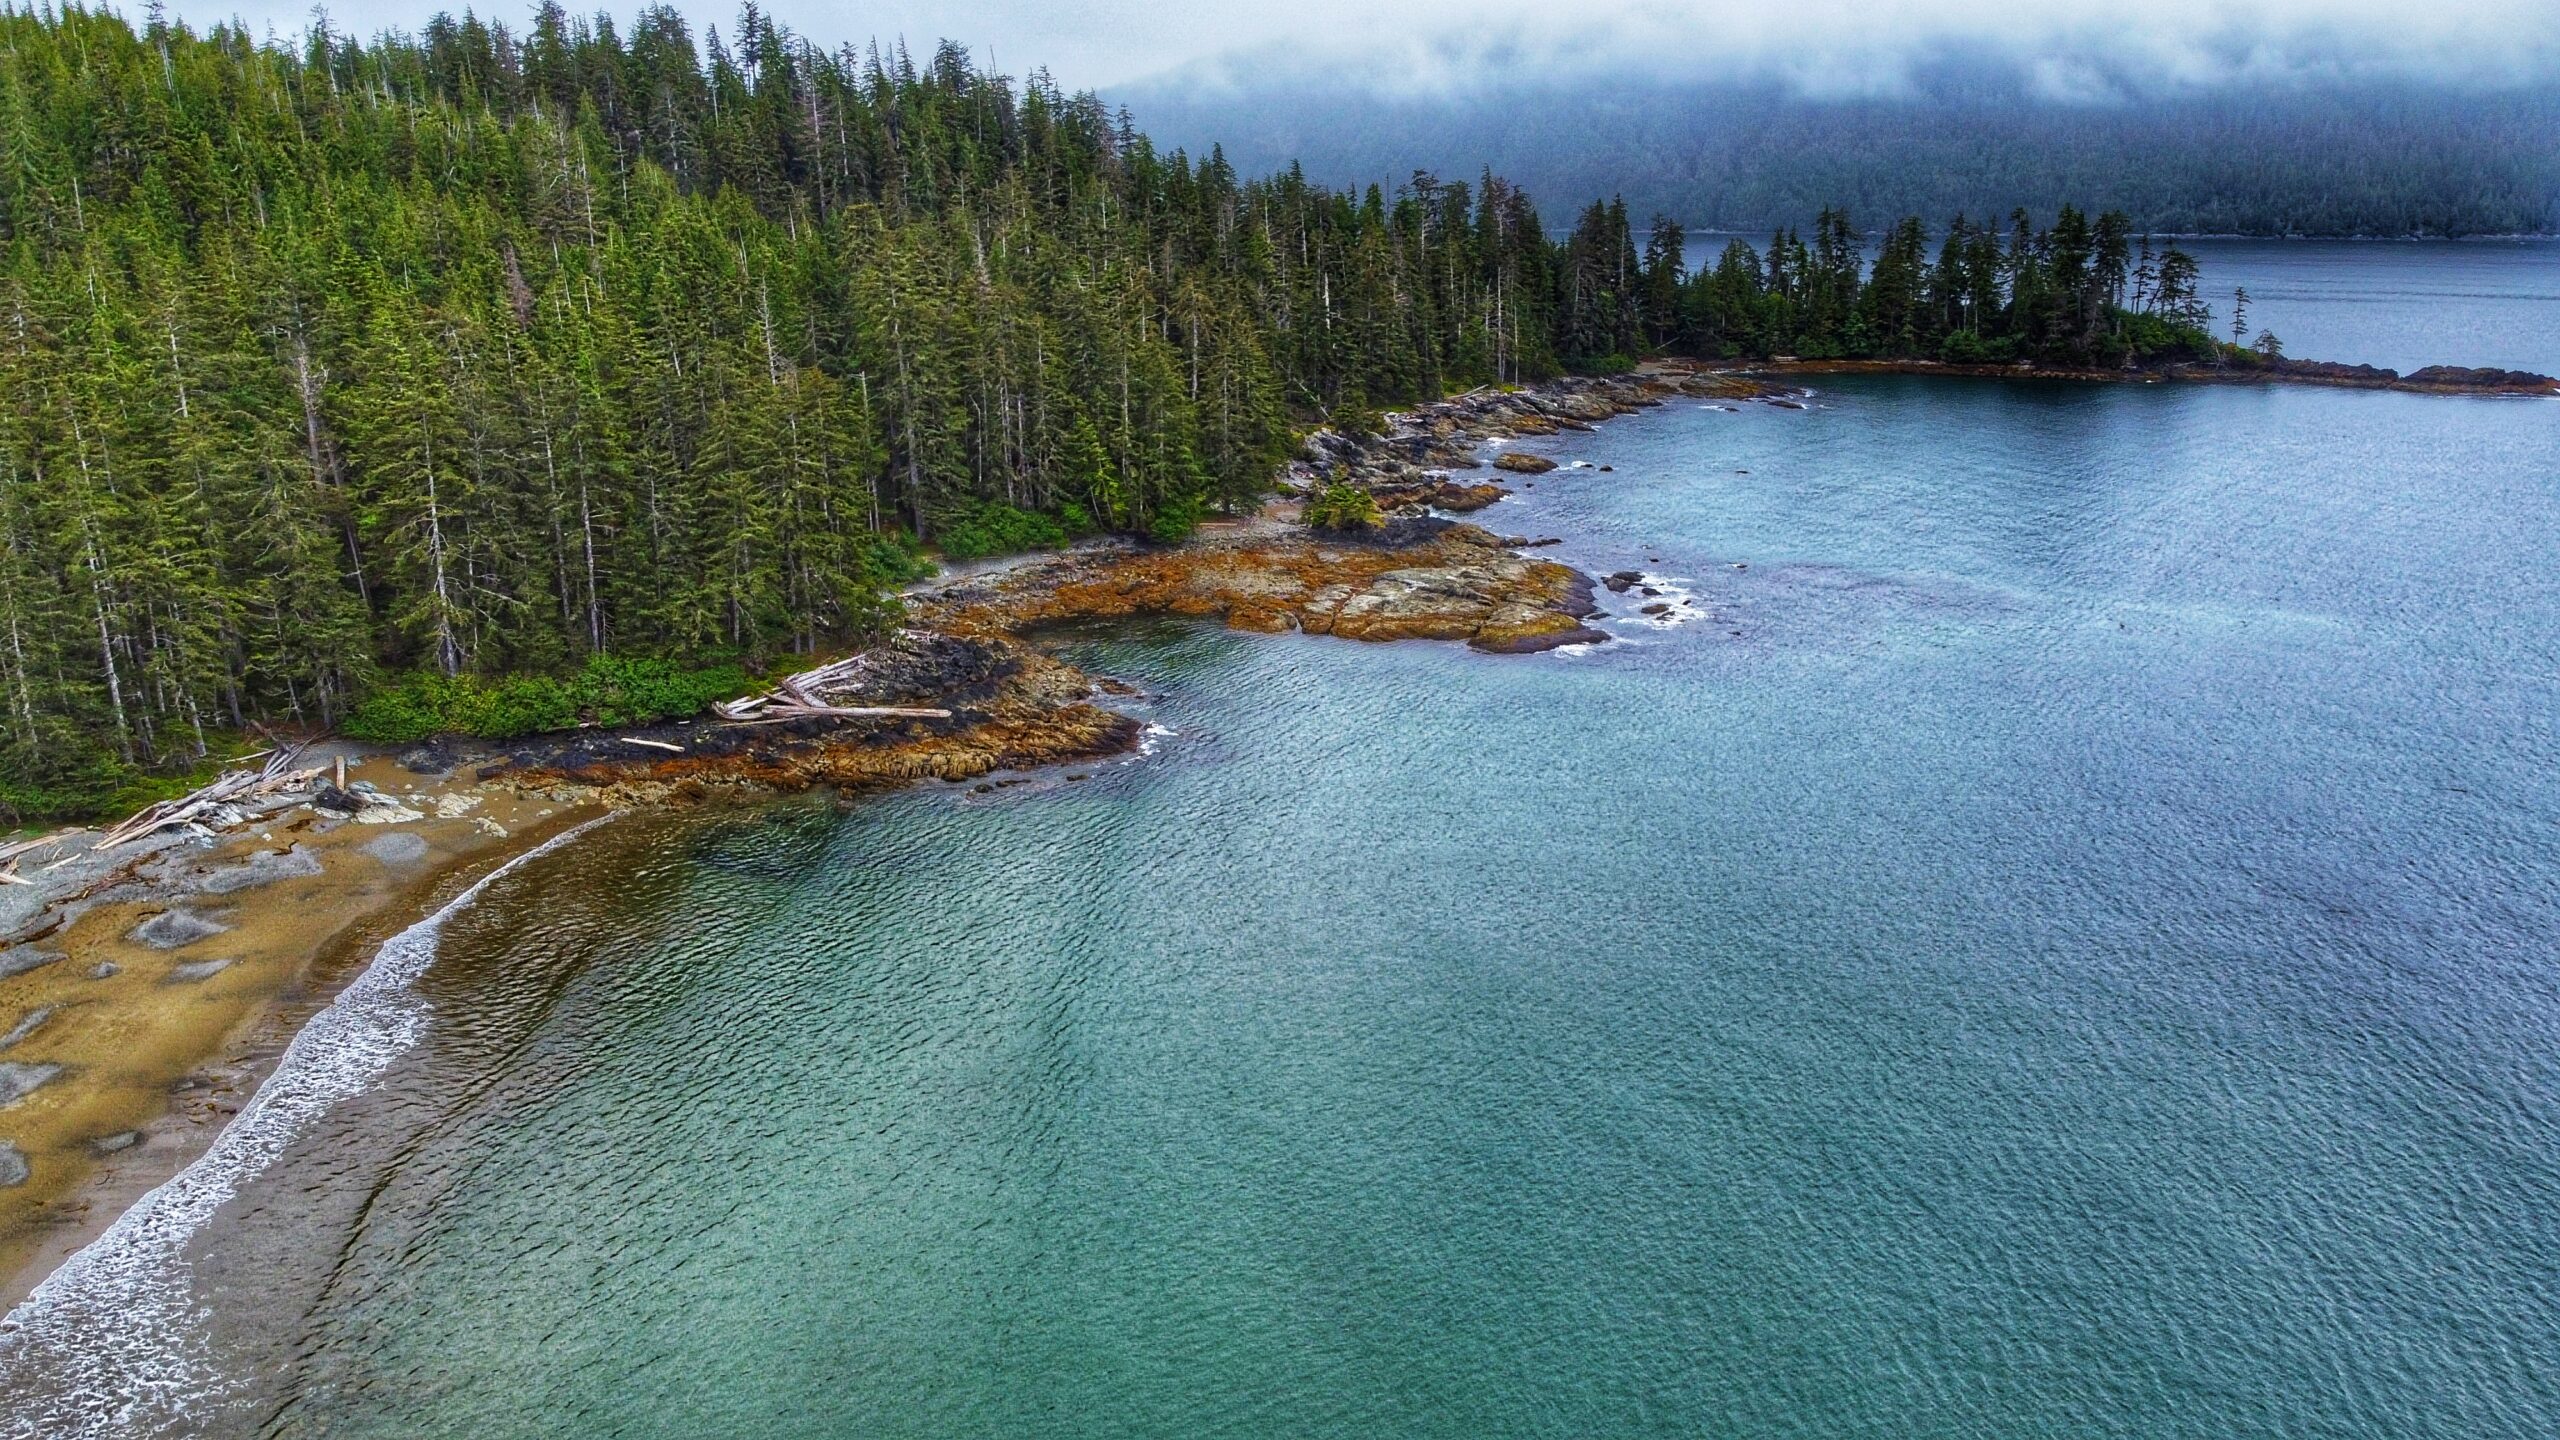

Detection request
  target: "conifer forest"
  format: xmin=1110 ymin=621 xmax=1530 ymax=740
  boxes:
xmin=0 ymin=4 xmax=2221 ymax=817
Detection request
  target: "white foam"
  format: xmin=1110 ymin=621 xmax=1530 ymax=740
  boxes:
xmin=0 ymin=817 xmax=612 ymax=1439
xmin=1611 ymin=573 xmax=1702 ymax=630
xmin=1135 ymin=722 xmax=1176 ymax=757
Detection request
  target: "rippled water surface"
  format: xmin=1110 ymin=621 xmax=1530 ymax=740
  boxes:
xmin=8 ymin=249 xmax=2560 ymax=1439
xmin=2173 ymin=238 xmax=2560 ymax=375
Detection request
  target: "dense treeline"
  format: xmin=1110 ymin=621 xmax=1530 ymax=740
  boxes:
xmin=0 ymin=5 xmax=2231 ymax=821
xmin=1648 ymin=207 xmax=2223 ymax=365
xmin=0 ymin=3 xmax=1571 ymax=817
xmin=1133 ymin=75 xmax=2560 ymax=238
xmin=1547 ymin=199 xmax=2223 ymax=366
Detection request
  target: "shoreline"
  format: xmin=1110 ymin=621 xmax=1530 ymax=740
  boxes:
xmin=1692 ymin=354 xmax=2559 ymax=396
xmin=0 ymin=378 xmax=1649 ymax=1308
xmin=0 ymin=770 xmax=608 ymax=1309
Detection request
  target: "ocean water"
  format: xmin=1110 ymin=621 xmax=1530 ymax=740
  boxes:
xmin=2174 ymin=238 xmax=2560 ymax=375
xmin=5 ymin=245 xmax=2559 ymax=1438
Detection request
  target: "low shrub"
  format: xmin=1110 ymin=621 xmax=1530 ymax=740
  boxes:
xmin=1304 ymin=482 xmax=1383 ymax=533
xmin=938 ymin=501 xmax=1070 ymax=561
xmin=1146 ymin=493 xmax=1203 ymax=545
xmin=345 ymin=654 xmax=758 ymax=745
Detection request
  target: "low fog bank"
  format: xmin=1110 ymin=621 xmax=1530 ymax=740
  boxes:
xmin=1118 ymin=71 xmax=2560 ymax=237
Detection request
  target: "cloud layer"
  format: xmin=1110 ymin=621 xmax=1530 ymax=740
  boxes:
xmin=176 ymin=0 xmax=2560 ymax=96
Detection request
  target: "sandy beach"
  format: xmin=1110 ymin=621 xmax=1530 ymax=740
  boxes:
xmin=0 ymin=758 xmax=599 ymax=1307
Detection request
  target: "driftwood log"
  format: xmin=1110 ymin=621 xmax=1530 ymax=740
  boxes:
xmin=714 ymin=650 xmax=951 ymax=725
xmin=91 ymin=744 xmax=328 ymax=851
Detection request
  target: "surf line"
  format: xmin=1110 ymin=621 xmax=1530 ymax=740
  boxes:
xmin=0 ymin=813 xmax=616 ymax=1440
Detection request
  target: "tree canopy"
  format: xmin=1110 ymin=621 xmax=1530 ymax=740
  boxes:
xmin=0 ymin=4 xmax=2225 ymax=819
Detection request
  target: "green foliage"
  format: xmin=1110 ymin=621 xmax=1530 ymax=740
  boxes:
xmin=1938 ymin=331 xmax=2017 ymax=364
xmin=0 ymin=6 xmax=2256 ymax=808
xmin=1304 ymin=483 xmax=1385 ymax=533
xmin=1330 ymin=403 xmax=1388 ymax=441
xmin=1672 ymin=207 xmax=2239 ymax=368
xmin=0 ymin=735 xmax=223 ymax=826
xmin=1564 ymin=352 xmax=1639 ymax=376
xmin=578 ymin=656 xmax=758 ymax=729
xmin=1147 ymin=493 xmax=1205 ymax=546
xmin=345 ymin=657 xmax=757 ymax=745
xmin=937 ymin=503 xmax=1071 ymax=561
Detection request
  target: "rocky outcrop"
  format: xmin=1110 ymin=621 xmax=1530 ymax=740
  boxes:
xmin=495 ymin=630 xmax=1143 ymax=802
xmin=2398 ymin=365 xmax=2560 ymax=395
xmin=1288 ymin=371 xmax=1790 ymax=517
xmin=1369 ymin=477 xmax=1509 ymax=513
xmin=948 ymin=518 xmax=1606 ymax=655
xmin=1493 ymin=452 xmax=1558 ymax=474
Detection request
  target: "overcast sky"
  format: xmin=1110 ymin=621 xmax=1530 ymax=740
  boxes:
xmin=179 ymin=0 xmax=2560 ymax=96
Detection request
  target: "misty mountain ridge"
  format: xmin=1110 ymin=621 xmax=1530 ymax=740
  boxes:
xmin=1119 ymin=65 xmax=2560 ymax=237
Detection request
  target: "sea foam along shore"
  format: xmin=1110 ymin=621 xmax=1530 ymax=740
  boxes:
xmin=0 ymin=816 xmax=611 ymax=1440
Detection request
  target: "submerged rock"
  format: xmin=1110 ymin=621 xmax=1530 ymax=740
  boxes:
xmin=196 ymin=844 xmax=325 ymax=896
xmin=0 ymin=1060 xmax=63 ymax=1106
xmin=91 ymin=1130 xmax=141 ymax=1155
xmin=0 ymin=1005 xmax=55 ymax=1051
xmin=362 ymin=832 xmax=430 ymax=865
xmin=0 ymin=1142 xmax=26 ymax=1187
xmin=130 ymin=908 xmax=229 ymax=950
xmin=164 ymin=957 xmax=236 ymax=984
xmin=0 ymin=947 xmax=62 ymax=980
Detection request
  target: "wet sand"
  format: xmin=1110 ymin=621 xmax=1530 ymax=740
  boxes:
xmin=0 ymin=758 xmax=598 ymax=1307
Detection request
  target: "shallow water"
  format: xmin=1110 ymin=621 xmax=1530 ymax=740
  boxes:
xmin=6 ymin=247 xmax=2559 ymax=1439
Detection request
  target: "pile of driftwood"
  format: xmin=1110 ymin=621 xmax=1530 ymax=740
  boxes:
xmin=712 ymin=654 xmax=950 ymax=726
xmin=0 ymin=829 xmax=70 ymax=885
xmin=90 ymin=745 xmax=329 ymax=851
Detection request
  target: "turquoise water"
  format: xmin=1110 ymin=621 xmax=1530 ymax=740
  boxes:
xmin=7 ymin=251 xmax=2560 ymax=1438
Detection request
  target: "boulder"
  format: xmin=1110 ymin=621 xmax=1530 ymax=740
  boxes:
xmin=0 ymin=1060 xmax=63 ymax=1105
xmin=130 ymin=909 xmax=229 ymax=951
xmin=363 ymin=832 xmax=431 ymax=865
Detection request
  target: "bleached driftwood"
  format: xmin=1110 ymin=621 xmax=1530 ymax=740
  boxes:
xmin=0 ymin=830 xmax=75 ymax=869
xmin=714 ymin=650 xmax=951 ymax=726
xmin=91 ymin=744 xmax=327 ymax=851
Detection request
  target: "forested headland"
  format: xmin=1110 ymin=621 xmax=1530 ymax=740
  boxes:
xmin=0 ymin=4 xmax=2228 ymax=820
